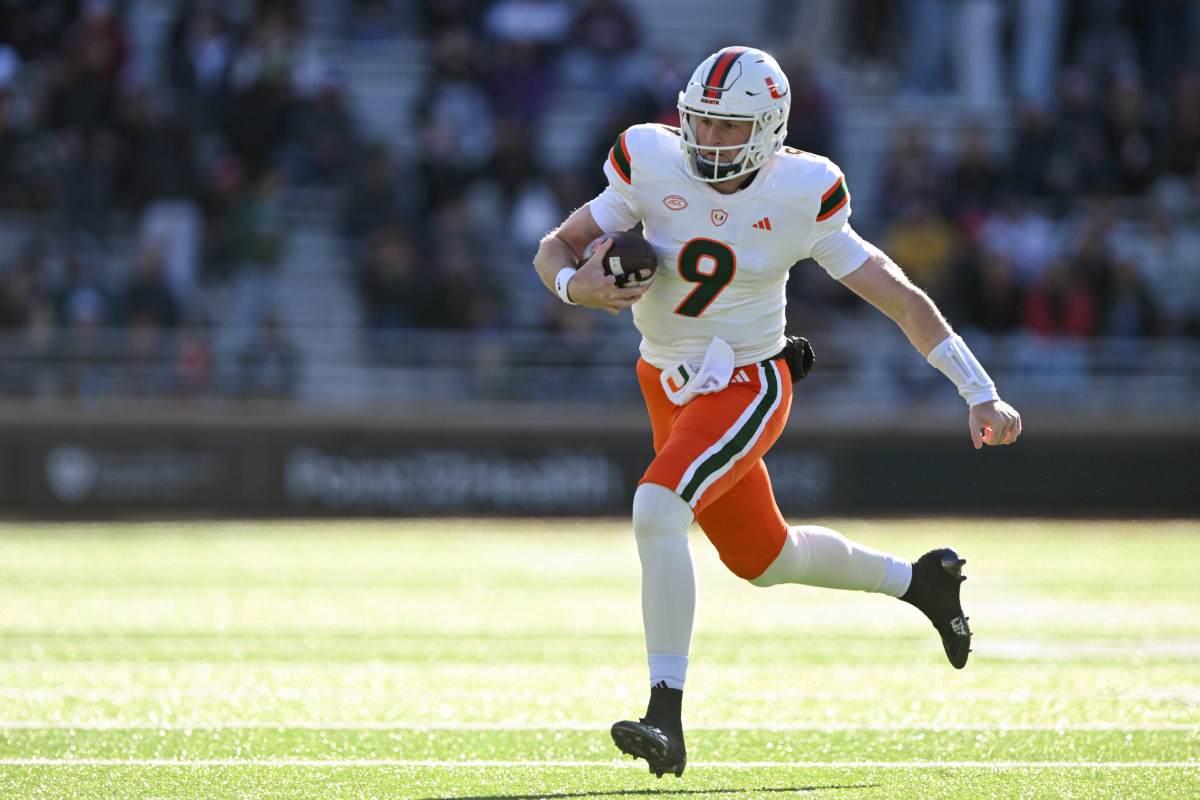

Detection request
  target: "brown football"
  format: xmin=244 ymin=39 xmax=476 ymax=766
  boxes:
xmin=581 ymin=230 xmax=658 ymax=287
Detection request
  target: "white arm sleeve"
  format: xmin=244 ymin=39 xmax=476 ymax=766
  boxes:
xmin=809 ymin=222 xmax=872 ymax=279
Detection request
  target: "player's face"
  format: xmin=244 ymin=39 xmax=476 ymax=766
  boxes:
xmin=694 ymin=116 xmax=754 ymax=163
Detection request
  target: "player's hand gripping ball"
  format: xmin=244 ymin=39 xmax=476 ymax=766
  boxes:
xmin=581 ymin=230 xmax=658 ymax=287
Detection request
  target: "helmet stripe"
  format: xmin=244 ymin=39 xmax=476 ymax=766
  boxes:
xmin=608 ymin=131 xmax=632 ymax=184
xmin=702 ymin=46 xmax=750 ymax=99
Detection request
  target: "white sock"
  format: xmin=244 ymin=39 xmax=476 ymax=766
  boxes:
xmin=647 ymin=653 xmax=689 ymax=691
xmin=632 ymin=483 xmax=696 ymax=671
xmin=749 ymin=525 xmax=912 ymax=596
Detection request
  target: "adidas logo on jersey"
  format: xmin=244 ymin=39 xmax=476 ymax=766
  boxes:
xmin=730 ymin=369 xmax=752 ymax=384
xmin=752 ymin=217 xmax=772 ymax=230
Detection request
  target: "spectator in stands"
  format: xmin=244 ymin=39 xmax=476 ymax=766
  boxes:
xmin=1012 ymin=0 xmax=1066 ymax=112
xmin=53 ymin=245 xmax=113 ymax=331
xmin=53 ymin=244 xmax=115 ymax=400
xmin=1064 ymin=196 xmax=1119 ymax=312
xmin=0 ymin=0 xmax=80 ymax=62
xmin=956 ymin=245 xmax=1023 ymax=335
xmin=417 ymin=25 xmax=497 ymax=214
xmin=116 ymin=88 xmax=206 ymax=304
xmin=876 ymin=121 xmax=943 ymax=224
xmin=358 ymin=222 xmax=429 ymax=332
xmin=1127 ymin=209 xmax=1200 ymax=337
xmin=950 ymin=0 xmax=1005 ymax=106
xmin=511 ymin=169 xmax=591 ymax=251
xmin=345 ymin=0 xmax=401 ymax=43
xmin=426 ymin=238 xmax=507 ymax=329
xmin=228 ymin=164 xmax=287 ymax=343
xmin=60 ymin=0 xmax=129 ymax=91
xmin=1061 ymin=0 xmax=1138 ymax=77
xmin=976 ymin=190 xmax=1059 ymax=289
xmin=483 ymin=38 xmax=557 ymax=125
xmin=1047 ymin=64 xmax=1118 ymax=201
xmin=481 ymin=0 xmax=571 ymax=124
xmin=120 ymin=240 xmax=181 ymax=329
xmin=1141 ymin=0 xmax=1200 ymax=95
xmin=487 ymin=115 xmax=540 ymax=206
xmin=1104 ymin=61 xmax=1161 ymax=196
xmin=1101 ymin=255 xmax=1162 ymax=338
xmin=844 ymin=0 xmax=899 ymax=71
xmin=1008 ymin=102 xmax=1058 ymax=201
xmin=196 ymin=146 xmax=247 ymax=284
xmin=341 ymin=142 xmax=409 ymax=244
xmin=173 ymin=310 xmax=215 ymax=398
xmin=561 ymin=0 xmax=644 ymax=98
xmin=621 ymin=50 xmax=689 ymax=127
xmin=1022 ymin=256 xmax=1099 ymax=339
xmin=235 ymin=310 xmax=300 ymax=398
xmin=287 ymin=65 xmax=361 ymax=188
xmin=218 ymin=0 xmax=318 ymax=177
xmin=483 ymin=0 xmax=571 ymax=56
xmin=0 ymin=45 xmax=33 ymax=210
xmin=163 ymin=2 xmax=234 ymax=128
xmin=418 ymin=0 xmax=489 ymax=37
xmin=1160 ymin=68 xmax=1200 ymax=180
xmin=781 ymin=55 xmax=838 ymax=160
xmin=42 ymin=0 xmax=133 ymax=235
xmin=0 ymin=238 xmax=52 ymax=331
xmin=761 ymin=0 xmax=837 ymax=64
xmin=881 ymin=197 xmax=963 ymax=308
xmin=898 ymin=0 xmax=952 ymax=97
xmin=120 ymin=311 xmax=175 ymax=397
xmin=943 ymin=123 xmax=1005 ymax=236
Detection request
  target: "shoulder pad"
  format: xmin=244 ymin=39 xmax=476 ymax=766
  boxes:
xmin=607 ymin=124 xmax=680 ymax=185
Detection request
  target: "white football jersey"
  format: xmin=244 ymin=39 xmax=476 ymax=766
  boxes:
xmin=588 ymin=123 xmax=870 ymax=369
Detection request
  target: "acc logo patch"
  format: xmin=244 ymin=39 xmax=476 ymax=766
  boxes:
xmin=663 ymin=195 xmax=688 ymax=210
xmin=711 ymin=209 xmax=728 ymax=226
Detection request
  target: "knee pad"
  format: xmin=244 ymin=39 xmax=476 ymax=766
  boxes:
xmin=748 ymin=526 xmax=811 ymax=587
xmin=632 ymin=483 xmax=694 ymax=543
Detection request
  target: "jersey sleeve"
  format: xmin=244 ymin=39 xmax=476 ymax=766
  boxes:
xmin=588 ymin=128 xmax=642 ymax=232
xmin=807 ymin=164 xmax=870 ymax=279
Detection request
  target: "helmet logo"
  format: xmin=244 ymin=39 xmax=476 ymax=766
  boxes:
xmin=702 ymin=46 xmax=749 ymax=99
xmin=663 ymin=195 xmax=688 ymax=210
xmin=711 ymin=209 xmax=728 ymax=226
xmin=766 ymin=77 xmax=786 ymax=99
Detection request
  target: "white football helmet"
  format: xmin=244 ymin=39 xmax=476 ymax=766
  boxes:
xmin=677 ymin=46 xmax=790 ymax=182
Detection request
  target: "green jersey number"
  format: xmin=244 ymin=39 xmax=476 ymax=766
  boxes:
xmin=674 ymin=238 xmax=736 ymax=317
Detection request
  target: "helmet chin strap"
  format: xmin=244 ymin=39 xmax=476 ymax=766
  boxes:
xmin=695 ymin=152 xmax=743 ymax=181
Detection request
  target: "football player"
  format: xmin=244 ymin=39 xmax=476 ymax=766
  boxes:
xmin=533 ymin=45 xmax=1021 ymax=778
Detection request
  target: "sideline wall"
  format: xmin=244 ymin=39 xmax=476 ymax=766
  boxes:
xmin=1 ymin=414 xmax=1196 ymax=518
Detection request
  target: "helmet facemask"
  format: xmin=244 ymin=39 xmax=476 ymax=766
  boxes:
xmin=676 ymin=47 xmax=790 ymax=183
xmin=678 ymin=107 xmax=785 ymax=182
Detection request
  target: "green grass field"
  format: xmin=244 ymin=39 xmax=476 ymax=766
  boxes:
xmin=1 ymin=517 xmax=1197 ymax=799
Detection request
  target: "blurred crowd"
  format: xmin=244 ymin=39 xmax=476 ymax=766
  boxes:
xmin=0 ymin=0 xmax=1198 ymax=403
xmin=826 ymin=0 xmax=1200 ymax=342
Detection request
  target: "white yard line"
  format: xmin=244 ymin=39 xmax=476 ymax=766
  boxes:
xmin=0 ymin=758 xmax=1195 ymax=769
xmin=1 ymin=721 xmax=1197 ymax=731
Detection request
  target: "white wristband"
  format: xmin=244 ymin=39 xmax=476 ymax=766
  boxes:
xmin=927 ymin=334 xmax=1001 ymax=407
xmin=554 ymin=267 xmax=578 ymax=305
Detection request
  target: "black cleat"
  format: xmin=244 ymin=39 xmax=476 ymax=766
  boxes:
xmin=611 ymin=718 xmax=687 ymax=778
xmin=900 ymin=547 xmax=973 ymax=669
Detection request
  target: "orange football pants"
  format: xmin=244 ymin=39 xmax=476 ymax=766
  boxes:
xmin=637 ymin=356 xmax=793 ymax=580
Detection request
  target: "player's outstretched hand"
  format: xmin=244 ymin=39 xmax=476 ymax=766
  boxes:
xmin=571 ymin=238 xmax=653 ymax=315
xmin=969 ymin=399 xmax=1022 ymax=449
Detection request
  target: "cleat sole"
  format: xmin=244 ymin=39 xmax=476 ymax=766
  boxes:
xmin=611 ymin=720 xmax=686 ymax=777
